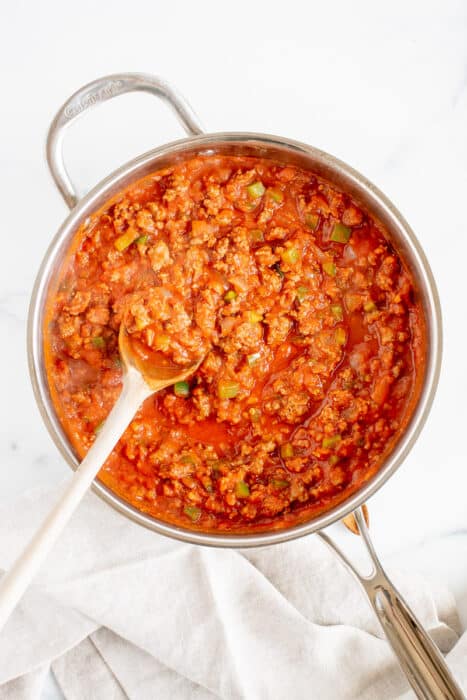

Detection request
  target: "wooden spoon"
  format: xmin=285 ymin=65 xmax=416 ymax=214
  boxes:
xmin=0 ymin=327 xmax=202 ymax=630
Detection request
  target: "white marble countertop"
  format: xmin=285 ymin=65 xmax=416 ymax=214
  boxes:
xmin=1 ymin=0 xmax=467 ymax=696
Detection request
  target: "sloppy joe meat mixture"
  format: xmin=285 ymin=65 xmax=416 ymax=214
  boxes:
xmin=45 ymin=155 xmax=425 ymax=532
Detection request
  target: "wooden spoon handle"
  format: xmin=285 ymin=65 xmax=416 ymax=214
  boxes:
xmin=0 ymin=374 xmax=150 ymax=631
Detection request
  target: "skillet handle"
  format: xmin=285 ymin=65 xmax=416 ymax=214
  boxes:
xmin=319 ymin=509 xmax=465 ymax=700
xmin=370 ymin=581 xmax=464 ymax=699
xmin=46 ymin=72 xmax=204 ymax=209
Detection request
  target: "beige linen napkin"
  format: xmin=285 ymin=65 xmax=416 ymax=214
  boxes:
xmin=0 ymin=483 xmax=466 ymax=700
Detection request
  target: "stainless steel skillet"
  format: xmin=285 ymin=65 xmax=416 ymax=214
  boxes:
xmin=27 ymin=73 xmax=463 ymax=699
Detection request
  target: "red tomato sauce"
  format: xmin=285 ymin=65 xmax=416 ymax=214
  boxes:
xmin=44 ymin=156 xmax=426 ymax=532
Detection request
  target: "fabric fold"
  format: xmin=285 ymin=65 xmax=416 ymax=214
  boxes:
xmin=0 ymin=485 xmax=465 ymax=700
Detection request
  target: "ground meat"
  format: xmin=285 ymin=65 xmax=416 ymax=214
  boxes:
xmin=148 ymin=241 xmax=172 ymax=272
xmin=65 ymin=291 xmax=91 ymax=316
xmin=86 ymin=307 xmax=110 ymax=325
xmin=45 ymin=155 xmax=426 ymax=533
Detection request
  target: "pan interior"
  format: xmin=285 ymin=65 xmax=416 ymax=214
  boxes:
xmin=28 ymin=133 xmax=442 ymax=548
